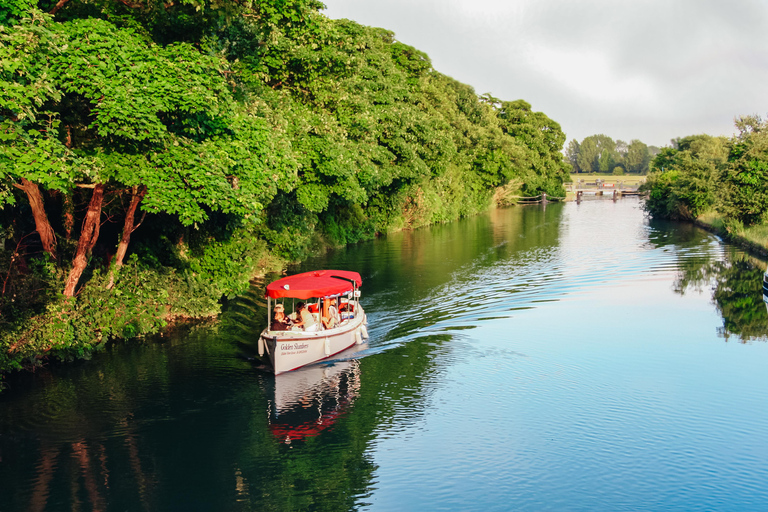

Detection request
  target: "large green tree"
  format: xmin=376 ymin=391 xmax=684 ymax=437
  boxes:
xmin=576 ymin=134 xmax=615 ymax=174
xmin=642 ymin=134 xmax=728 ymax=220
xmin=0 ymin=0 xmax=570 ymax=375
xmin=495 ymin=99 xmax=568 ymax=195
xmin=626 ymin=139 xmax=650 ymax=174
xmin=721 ymin=116 xmax=768 ymax=225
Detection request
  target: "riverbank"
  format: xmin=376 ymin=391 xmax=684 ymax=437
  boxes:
xmin=695 ymin=212 xmax=768 ymax=259
xmin=0 ymin=239 xmax=287 ymax=388
xmin=0 ymin=193 xmax=518 ymax=389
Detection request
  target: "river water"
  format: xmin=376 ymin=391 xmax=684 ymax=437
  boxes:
xmin=2 ymin=198 xmax=768 ymax=511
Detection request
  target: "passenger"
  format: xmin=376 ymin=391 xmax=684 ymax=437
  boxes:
xmin=293 ymin=301 xmax=318 ymax=332
xmin=271 ymin=304 xmax=293 ymax=331
xmin=322 ymin=298 xmax=340 ymax=330
xmin=339 ymin=300 xmax=354 ymax=319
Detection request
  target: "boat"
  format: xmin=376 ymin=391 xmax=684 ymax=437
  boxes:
xmin=258 ymin=270 xmax=368 ymax=374
xmin=763 ymin=268 xmax=768 ymax=304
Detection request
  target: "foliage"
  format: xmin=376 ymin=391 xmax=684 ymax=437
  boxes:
xmin=568 ymin=134 xmax=657 ymax=175
xmin=641 ymin=126 xmax=768 ymax=227
xmin=720 ymin=116 xmax=768 ymax=225
xmin=0 ymin=0 xmax=570 ymax=377
xmin=671 ymin=252 xmax=768 ymax=342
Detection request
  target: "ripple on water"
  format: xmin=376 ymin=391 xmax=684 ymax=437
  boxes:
xmin=4 ymin=199 xmax=768 ymax=512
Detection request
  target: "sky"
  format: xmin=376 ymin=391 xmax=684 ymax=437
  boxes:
xmin=320 ymin=0 xmax=768 ymax=147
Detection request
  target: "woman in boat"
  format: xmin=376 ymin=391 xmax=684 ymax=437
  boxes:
xmin=321 ymin=298 xmax=340 ymax=330
xmin=271 ymin=304 xmax=293 ymax=331
xmin=292 ymin=302 xmax=318 ymax=332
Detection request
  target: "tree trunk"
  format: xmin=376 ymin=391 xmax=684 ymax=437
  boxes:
xmin=107 ymin=185 xmax=146 ymax=289
xmin=63 ymin=183 xmax=105 ymax=297
xmin=18 ymin=178 xmax=57 ymax=261
xmin=62 ymin=192 xmax=74 ymax=240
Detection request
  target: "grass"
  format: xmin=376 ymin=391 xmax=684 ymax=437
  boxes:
xmin=567 ymin=173 xmax=647 ymax=186
xmin=698 ymin=210 xmax=768 ymax=255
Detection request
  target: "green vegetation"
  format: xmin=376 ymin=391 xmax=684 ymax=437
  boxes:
xmin=641 ymin=117 xmax=767 ymax=224
xmin=0 ymin=0 xmax=569 ymax=379
xmin=640 ymin=117 xmax=768 ymax=253
xmin=566 ymin=134 xmax=660 ymax=175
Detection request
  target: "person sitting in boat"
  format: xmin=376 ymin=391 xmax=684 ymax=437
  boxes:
xmin=339 ymin=300 xmax=354 ymax=319
xmin=292 ymin=302 xmax=319 ymax=331
xmin=321 ymin=298 xmax=340 ymax=330
xmin=271 ymin=304 xmax=293 ymax=331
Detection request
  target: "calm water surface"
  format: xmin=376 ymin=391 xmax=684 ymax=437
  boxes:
xmin=2 ymin=198 xmax=768 ymax=511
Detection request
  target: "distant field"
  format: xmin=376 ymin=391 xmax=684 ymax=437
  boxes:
xmin=567 ymin=174 xmax=646 ymax=186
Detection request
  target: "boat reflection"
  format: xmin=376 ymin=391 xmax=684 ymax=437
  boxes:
xmin=266 ymin=348 xmax=364 ymax=444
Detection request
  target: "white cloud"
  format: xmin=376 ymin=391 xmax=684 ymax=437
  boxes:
xmin=322 ymin=0 xmax=768 ymax=146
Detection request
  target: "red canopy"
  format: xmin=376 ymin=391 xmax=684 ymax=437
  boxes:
xmin=265 ymin=270 xmax=362 ymax=300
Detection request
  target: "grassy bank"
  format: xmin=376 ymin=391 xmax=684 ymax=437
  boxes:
xmin=697 ymin=212 xmax=768 ymax=259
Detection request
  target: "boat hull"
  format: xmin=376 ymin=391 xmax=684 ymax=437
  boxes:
xmin=259 ymin=306 xmax=367 ymax=374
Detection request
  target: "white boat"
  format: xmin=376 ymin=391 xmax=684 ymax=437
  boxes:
xmin=258 ymin=270 xmax=368 ymax=374
xmin=763 ymin=268 xmax=768 ymax=304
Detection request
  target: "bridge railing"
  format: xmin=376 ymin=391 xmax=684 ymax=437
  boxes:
xmin=565 ymin=181 xmax=642 ymax=192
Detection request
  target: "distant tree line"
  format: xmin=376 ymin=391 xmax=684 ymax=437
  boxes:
xmin=641 ymin=116 xmax=768 ymax=226
xmin=565 ymin=135 xmax=661 ymax=174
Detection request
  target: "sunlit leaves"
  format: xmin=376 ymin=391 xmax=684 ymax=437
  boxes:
xmin=722 ymin=116 xmax=768 ymax=225
xmin=47 ymin=17 xmax=231 ymax=142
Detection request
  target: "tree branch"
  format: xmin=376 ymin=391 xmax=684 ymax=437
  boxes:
xmin=49 ymin=0 xmax=71 ymax=14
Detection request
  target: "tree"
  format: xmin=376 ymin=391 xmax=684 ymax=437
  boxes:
xmin=642 ymin=134 xmax=727 ymax=220
xmin=598 ymin=148 xmax=615 ymax=172
xmin=565 ymin=139 xmax=580 ymax=172
xmin=2 ymin=11 xmax=296 ymax=296
xmin=721 ymin=116 xmax=768 ymax=225
xmin=626 ymin=139 xmax=650 ymax=174
xmin=495 ymin=100 xmax=568 ymax=195
xmin=615 ymin=140 xmax=628 ymax=159
xmin=0 ymin=9 xmax=80 ymax=262
xmin=577 ymin=134 xmax=615 ymax=173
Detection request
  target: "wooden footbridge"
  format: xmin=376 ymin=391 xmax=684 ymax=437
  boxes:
xmin=566 ymin=178 xmax=645 ymax=201
xmin=512 ymin=178 xmax=646 ymax=204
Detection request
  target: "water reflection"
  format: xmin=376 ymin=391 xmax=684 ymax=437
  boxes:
xmin=669 ymin=247 xmax=768 ymax=341
xmin=6 ymin=200 xmax=768 ymax=511
xmin=267 ymin=355 xmax=363 ymax=444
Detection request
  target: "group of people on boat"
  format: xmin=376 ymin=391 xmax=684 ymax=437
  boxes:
xmin=271 ymin=298 xmax=348 ymax=332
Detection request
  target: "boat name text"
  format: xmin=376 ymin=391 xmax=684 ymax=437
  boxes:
xmin=280 ymin=342 xmax=309 ymax=351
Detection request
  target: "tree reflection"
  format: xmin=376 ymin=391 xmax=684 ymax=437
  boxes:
xmin=673 ymin=251 xmax=768 ymax=342
xmin=711 ymin=258 xmax=768 ymax=341
xmin=0 ymin=204 xmax=565 ymax=511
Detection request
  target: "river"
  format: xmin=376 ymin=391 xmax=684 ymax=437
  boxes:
xmin=2 ymin=197 xmax=768 ymax=511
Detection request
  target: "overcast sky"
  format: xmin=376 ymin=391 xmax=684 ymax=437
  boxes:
xmin=321 ymin=0 xmax=768 ymax=147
